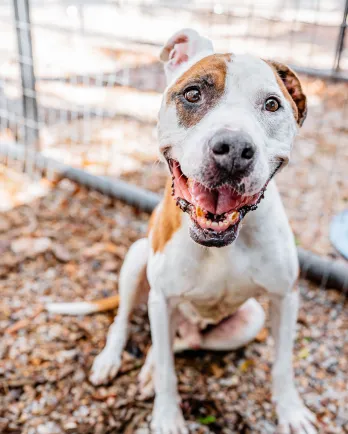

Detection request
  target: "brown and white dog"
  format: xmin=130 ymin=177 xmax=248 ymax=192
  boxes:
xmin=47 ymin=29 xmax=317 ymax=434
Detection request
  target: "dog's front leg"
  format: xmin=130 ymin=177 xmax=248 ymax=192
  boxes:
xmin=148 ymin=289 xmax=187 ymax=434
xmin=270 ymin=290 xmax=317 ymax=434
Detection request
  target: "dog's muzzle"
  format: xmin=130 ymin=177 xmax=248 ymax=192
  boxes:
xmin=167 ymin=154 xmax=282 ymax=248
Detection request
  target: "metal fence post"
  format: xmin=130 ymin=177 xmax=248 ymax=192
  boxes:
xmin=13 ymin=0 xmax=39 ymax=148
xmin=333 ymin=0 xmax=348 ymax=72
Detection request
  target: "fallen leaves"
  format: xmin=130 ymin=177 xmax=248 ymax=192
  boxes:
xmin=10 ymin=236 xmax=72 ymax=263
xmin=11 ymin=237 xmax=51 ymax=256
xmin=298 ymin=347 xmax=310 ymax=359
xmin=198 ymin=415 xmax=216 ymax=425
xmin=5 ymin=305 xmax=44 ymax=335
xmin=210 ymin=363 xmax=224 ymax=379
xmin=255 ymin=327 xmax=269 ymax=343
xmin=239 ymin=359 xmax=255 ymax=373
xmin=83 ymin=242 xmax=126 ymax=259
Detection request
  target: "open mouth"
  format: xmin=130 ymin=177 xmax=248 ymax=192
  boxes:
xmin=168 ymin=159 xmax=277 ymax=247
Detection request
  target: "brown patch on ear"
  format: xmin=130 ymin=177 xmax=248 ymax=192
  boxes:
xmin=150 ymin=178 xmax=182 ymax=253
xmin=166 ymin=53 xmax=232 ymax=128
xmin=265 ymin=60 xmax=307 ymax=127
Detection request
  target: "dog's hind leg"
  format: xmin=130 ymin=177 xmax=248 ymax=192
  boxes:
xmin=138 ymin=299 xmax=264 ymax=398
xmin=200 ymin=298 xmax=265 ymax=351
xmin=90 ymin=237 xmax=149 ymax=385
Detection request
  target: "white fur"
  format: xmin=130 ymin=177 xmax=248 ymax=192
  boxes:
xmin=46 ymin=301 xmax=97 ymax=315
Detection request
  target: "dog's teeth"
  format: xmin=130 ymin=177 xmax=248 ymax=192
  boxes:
xmin=219 ymin=221 xmax=224 ymax=227
xmin=196 ymin=206 xmax=204 ymax=217
xmin=223 ymin=219 xmax=229 ymax=226
xmin=207 ymin=220 xmax=212 ymax=226
xmin=212 ymin=222 xmax=218 ymax=228
xmin=230 ymin=211 xmax=240 ymax=224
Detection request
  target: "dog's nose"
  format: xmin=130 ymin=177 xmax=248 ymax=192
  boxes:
xmin=210 ymin=129 xmax=256 ymax=174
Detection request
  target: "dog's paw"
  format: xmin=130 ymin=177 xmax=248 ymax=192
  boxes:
xmin=277 ymin=403 xmax=317 ymax=434
xmin=151 ymin=398 xmax=188 ymax=434
xmin=89 ymin=348 xmax=121 ymax=386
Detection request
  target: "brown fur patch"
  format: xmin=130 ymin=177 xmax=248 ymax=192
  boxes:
xmin=150 ymin=178 xmax=182 ymax=253
xmin=265 ymin=60 xmax=307 ymax=127
xmin=95 ymin=295 xmax=120 ymax=312
xmin=166 ymin=54 xmax=232 ymax=128
xmin=147 ymin=205 xmax=158 ymax=236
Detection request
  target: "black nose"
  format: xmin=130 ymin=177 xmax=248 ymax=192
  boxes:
xmin=210 ymin=129 xmax=256 ymax=174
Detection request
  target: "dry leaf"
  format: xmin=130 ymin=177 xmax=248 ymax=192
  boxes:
xmin=211 ymin=363 xmax=224 ymax=378
xmin=11 ymin=237 xmax=52 ymax=256
xmin=239 ymin=359 xmax=255 ymax=373
xmin=298 ymin=347 xmax=310 ymax=359
xmin=255 ymin=327 xmax=269 ymax=343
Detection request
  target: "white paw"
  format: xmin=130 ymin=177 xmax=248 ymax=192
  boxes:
xmin=89 ymin=347 xmax=121 ymax=386
xmin=151 ymin=398 xmax=188 ymax=434
xmin=277 ymin=402 xmax=317 ymax=434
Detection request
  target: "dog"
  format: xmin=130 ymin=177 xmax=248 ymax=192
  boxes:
xmin=47 ymin=29 xmax=317 ymax=434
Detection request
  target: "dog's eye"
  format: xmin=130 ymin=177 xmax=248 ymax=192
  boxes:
xmin=184 ymin=87 xmax=201 ymax=103
xmin=264 ymin=97 xmax=280 ymax=112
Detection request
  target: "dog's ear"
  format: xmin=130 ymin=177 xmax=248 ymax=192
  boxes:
xmin=266 ymin=60 xmax=307 ymax=127
xmin=160 ymin=28 xmax=214 ymax=83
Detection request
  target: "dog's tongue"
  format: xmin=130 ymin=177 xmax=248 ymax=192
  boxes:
xmin=172 ymin=161 xmax=258 ymax=214
xmin=188 ymin=181 xmax=253 ymax=214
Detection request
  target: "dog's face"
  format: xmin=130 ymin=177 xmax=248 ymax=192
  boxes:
xmin=158 ymin=29 xmax=307 ymax=248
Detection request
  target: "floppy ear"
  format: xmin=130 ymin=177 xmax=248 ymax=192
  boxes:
xmin=160 ymin=28 xmax=214 ymax=83
xmin=267 ymin=60 xmax=307 ymax=127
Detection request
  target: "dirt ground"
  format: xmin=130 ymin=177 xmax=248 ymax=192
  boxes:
xmin=0 ymin=171 xmax=347 ymax=434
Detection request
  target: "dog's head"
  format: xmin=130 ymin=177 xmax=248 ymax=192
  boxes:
xmin=158 ymin=29 xmax=307 ymax=248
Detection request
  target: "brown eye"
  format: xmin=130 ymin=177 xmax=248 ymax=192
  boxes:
xmin=184 ymin=87 xmax=201 ymax=103
xmin=264 ymin=97 xmax=280 ymax=112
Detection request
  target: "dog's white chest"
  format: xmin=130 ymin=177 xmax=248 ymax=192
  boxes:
xmin=150 ymin=235 xmax=264 ymax=328
xmin=177 ymin=255 xmax=263 ymax=328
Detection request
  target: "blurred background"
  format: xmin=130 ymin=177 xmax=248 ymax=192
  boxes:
xmin=0 ymin=1 xmax=347 ymax=433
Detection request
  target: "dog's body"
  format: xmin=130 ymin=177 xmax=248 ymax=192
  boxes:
xmin=47 ymin=29 xmax=317 ymax=434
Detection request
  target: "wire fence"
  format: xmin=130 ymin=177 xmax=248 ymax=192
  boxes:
xmin=0 ymin=0 xmax=348 ymax=286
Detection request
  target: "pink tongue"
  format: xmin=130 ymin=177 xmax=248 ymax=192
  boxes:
xmin=189 ymin=182 xmax=250 ymax=214
xmin=172 ymin=161 xmax=258 ymax=215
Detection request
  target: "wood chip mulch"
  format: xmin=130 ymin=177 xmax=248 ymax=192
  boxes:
xmin=0 ymin=177 xmax=347 ymax=434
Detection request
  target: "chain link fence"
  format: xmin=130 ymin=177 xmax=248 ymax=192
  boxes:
xmin=0 ymin=0 xmax=348 ymax=290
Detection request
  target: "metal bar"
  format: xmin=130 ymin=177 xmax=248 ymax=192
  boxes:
xmin=333 ymin=0 xmax=348 ymax=71
xmin=2 ymin=64 xmax=348 ymax=86
xmin=298 ymin=248 xmax=348 ymax=294
xmin=289 ymin=65 xmax=348 ymax=82
xmin=0 ymin=141 xmax=160 ymax=213
xmin=0 ymin=140 xmax=347 ymax=293
xmin=13 ymin=0 xmax=39 ymax=147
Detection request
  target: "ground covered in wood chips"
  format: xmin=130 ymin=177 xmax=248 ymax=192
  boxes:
xmin=0 ymin=175 xmax=347 ymax=434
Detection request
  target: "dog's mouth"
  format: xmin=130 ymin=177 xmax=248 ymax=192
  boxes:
xmin=168 ymin=159 xmax=279 ymax=247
